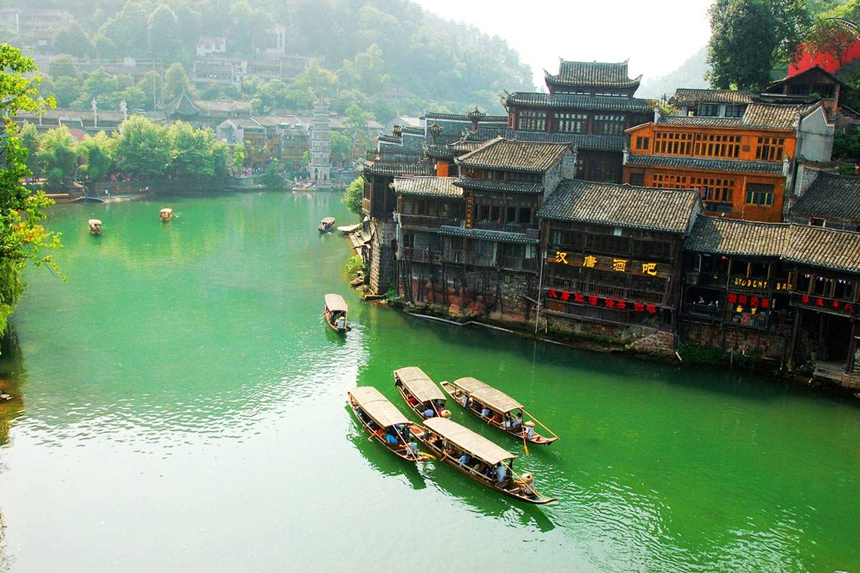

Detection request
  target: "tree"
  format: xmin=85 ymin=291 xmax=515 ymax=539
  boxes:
xmin=53 ymin=22 xmax=95 ymax=58
xmin=168 ymin=121 xmax=217 ymax=177
xmin=19 ymin=123 xmax=40 ymax=173
xmin=164 ymin=62 xmax=193 ymax=101
xmin=100 ymin=1 xmax=149 ymax=56
xmin=257 ymin=159 xmax=285 ymax=189
xmin=92 ymin=34 xmax=118 ymax=59
xmin=342 ymin=176 xmax=363 ymax=215
xmin=330 ymin=131 xmax=352 ymax=165
xmin=0 ymin=44 xmax=62 ymax=335
xmin=52 ymin=76 xmax=82 ymax=108
xmin=230 ymin=144 xmax=245 ymax=172
xmin=48 ymin=54 xmax=80 ymax=81
xmin=706 ymin=0 xmax=811 ymax=89
xmin=148 ymin=4 xmax=181 ymax=59
xmin=36 ymin=127 xmax=78 ymax=186
xmin=113 ymin=115 xmax=171 ymax=176
xmin=77 ymin=131 xmax=114 ymax=180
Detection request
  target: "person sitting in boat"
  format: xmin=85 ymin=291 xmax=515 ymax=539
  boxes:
xmin=495 ymin=464 xmax=510 ymax=487
xmin=407 ymin=440 xmax=420 ymax=458
xmin=422 ymin=406 xmax=435 ymax=418
xmin=385 ymin=429 xmax=399 ymax=445
xmin=518 ymin=473 xmax=537 ymax=498
xmin=440 ymin=409 xmax=451 ymax=419
xmin=406 ymin=394 xmax=418 ymax=406
xmin=511 ymin=413 xmax=523 ymax=430
xmin=481 ymin=405 xmax=491 ymax=418
xmin=336 ymin=315 xmax=346 ymax=330
xmin=524 ymin=420 xmax=535 ymax=440
xmin=458 ymin=453 xmax=470 ymax=466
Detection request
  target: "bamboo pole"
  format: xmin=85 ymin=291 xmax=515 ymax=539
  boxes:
xmin=522 ymin=409 xmax=559 ymax=440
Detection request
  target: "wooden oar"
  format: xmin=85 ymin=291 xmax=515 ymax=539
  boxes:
xmin=522 ymin=428 xmax=530 ymax=456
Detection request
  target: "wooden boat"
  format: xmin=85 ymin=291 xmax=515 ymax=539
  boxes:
xmin=324 ymin=293 xmax=350 ymax=332
xmin=394 ymin=366 xmax=446 ymax=419
xmin=318 ymin=217 xmax=335 ymax=233
xmin=160 ymin=208 xmax=173 ymax=221
xmin=347 ymin=387 xmax=430 ymax=462
xmin=88 ymin=219 xmax=102 ymax=235
xmin=412 ymin=417 xmax=556 ymax=504
xmin=441 ymin=377 xmax=559 ymax=445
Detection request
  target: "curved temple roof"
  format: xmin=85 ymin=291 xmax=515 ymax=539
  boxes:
xmin=349 ymin=387 xmax=409 ymax=428
xmin=424 ymin=417 xmax=515 ymax=465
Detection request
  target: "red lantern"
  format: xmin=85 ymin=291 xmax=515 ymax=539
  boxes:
xmin=801 ymin=295 xmax=810 ymax=304
xmin=750 ymin=296 xmax=759 ymax=308
xmin=727 ymin=293 xmax=737 ymax=304
xmin=561 ymin=290 xmax=570 ymax=301
xmin=634 ymin=303 xmax=645 ymax=312
xmin=738 ymin=294 xmax=748 ymax=305
xmin=760 ymin=298 xmax=769 ymax=309
xmin=574 ymin=292 xmax=584 ymax=303
xmin=646 ymin=304 xmax=657 ymax=314
xmin=617 ymin=300 xmax=627 ymax=310
xmin=605 ymin=298 xmax=615 ymax=308
xmin=846 ymin=303 xmax=855 ymax=313
xmin=832 ymin=300 xmax=840 ymax=309
xmin=548 ymin=288 xmax=557 ymax=299
xmin=816 ymin=298 xmax=824 ymax=307
xmin=588 ymin=295 xmax=598 ymax=306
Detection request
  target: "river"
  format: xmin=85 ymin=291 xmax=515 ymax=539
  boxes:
xmin=0 ymin=192 xmax=858 ymax=572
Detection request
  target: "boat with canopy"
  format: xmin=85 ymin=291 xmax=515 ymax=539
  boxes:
xmin=88 ymin=219 xmax=102 ymax=235
xmin=324 ymin=294 xmax=350 ymax=333
xmin=414 ymin=417 xmax=556 ymax=504
xmin=441 ymin=377 xmax=558 ymax=445
xmin=160 ymin=208 xmax=173 ymax=221
xmin=318 ymin=217 xmax=335 ymax=233
xmin=347 ymin=387 xmax=430 ymax=462
xmin=394 ymin=367 xmax=446 ymax=419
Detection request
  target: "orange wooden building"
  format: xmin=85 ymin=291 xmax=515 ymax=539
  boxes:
xmin=623 ymin=101 xmax=833 ymax=222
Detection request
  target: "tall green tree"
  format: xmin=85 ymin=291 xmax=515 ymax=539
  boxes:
xmin=36 ymin=127 xmax=78 ymax=187
xmin=342 ymin=176 xmax=363 ymax=215
xmin=77 ymin=131 xmax=114 ymax=180
xmin=164 ymin=62 xmax=193 ymax=101
xmin=148 ymin=4 xmax=181 ymax=60
xmin=168 ymin=121 xmax=217 ymax=177
xmin=706 ymin=0 xmax=812 ymax=89
xmin=0 ymin=44 xmax=62 ymax=335
xmin=47 ymin=54 xmax=80 ymax=81
xmin=53 ymin=22 xmax=95 ymax=58
xmin=52 ymin=76 xmax=82 ymax=108
xmin=19 ymin=123 xmax=40 ymax=173
xmin=113 ymin=115 xmax=171 ymax=176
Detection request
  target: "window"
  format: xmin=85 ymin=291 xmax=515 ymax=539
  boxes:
xmin=745 ymin=183 xmax=775 ymax=206
xmin=724 ymin=104 xmax=746 ymax=117
xmin=517 ymin=110 xmax=547 ymax=132
xmin=518 ymin=207 xmax=532 ymax=224
xmin=554 ymin=112 xmax=587 ymax=134
xmin=629 ymin=172 xmax=645 ymax=186
xmin=635 ymin=136 xmax=650 ymax=150
xmin=508 ymin=172 xmax=540 ymax=183
xmin=593 ymin=114 xmax=626 ymax=135
xmin=692 ymin=177 xmax=734 ymax=211
xmin=692 ymin=133 xmax=741 ymax=158
xmin=651 ymin=173 xmax=688 ymax=188
xmin=756 ymin=137 xmax=785 ymax=161
xmin=698 ymin=104 xmax=719 ymax=116
xmin=654 ymin=131 xmax=694 ymax=155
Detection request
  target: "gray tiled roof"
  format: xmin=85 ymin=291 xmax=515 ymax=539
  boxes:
xmin=401 ymin=126 xmax=425 ymax=135
xmin=393 ymin=176 xmax=462 ymax=198
xmin=439 ymin=225 xmax=540 ymax=244
xmin=467 ymin=128 xmax=626 ymax=151
xmin=670 ymin=89 xmax=755 ymax=107
xmin=377 ymin=134 xmax=401 ymax=144
xmin=625 ymin=154 xmax=784 ymax=175
xmin=784 ymin=225 xmax=860 ymax=274
xmin=659 ymin=116 xmax=744 ymax=128
xmin=359 ymin=160 xmax=435 ymax=177
xmin=425 ymin=139 xmax=487 ymax=159
xmin=790 ymin=172 xmax=860 ymax=224
xmin=456 ymin=138 xmax=570 ymax=172
xmin=538 ymin=179 xmax=699 ymax=233
xmin=685 ymin=216 xmax=788 ymax=257
xmin=421 ymin=111 xmax=508 ymax=123
xmin=503 ymin=92 xmax=652 ymax=112
xmin=454 ymin=178 xmax=543 ymax=195
xmin=546 ymin=60 xmax=641 ymax=89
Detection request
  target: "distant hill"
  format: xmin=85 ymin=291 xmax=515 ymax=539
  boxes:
xmin=638 ymin=47 xmax=710 ymax=99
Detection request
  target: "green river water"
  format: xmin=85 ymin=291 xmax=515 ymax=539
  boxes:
xmin=0 ymin=191 xmax=858 ymax=572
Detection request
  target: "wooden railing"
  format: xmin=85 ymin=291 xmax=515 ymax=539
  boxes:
xmin=402 ymin=247 xmax=443 ymax=263
xmin=398 ymin=214 xmax=460 ymax=229
xmin=443 ymin=250 xmax=496 ymax=267
xmin=498 ymin=255 xmax=538 ymax=272
xmin=546 ymin=276 xmax=668 ymax=305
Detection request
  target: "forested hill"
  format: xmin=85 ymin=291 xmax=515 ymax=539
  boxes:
xmin=2 ymin=0 xmax=535 ymax=118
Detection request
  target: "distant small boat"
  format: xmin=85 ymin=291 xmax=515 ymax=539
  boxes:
xmin=160 ymin=208 xmax=174 ymax=221
xmin=324 ymin=293 xmax=350 ymax=333
xmin=318 ymin=217 xmax=335 ymax=233
xmin=88 ymin=219 xmax=102 ymax=235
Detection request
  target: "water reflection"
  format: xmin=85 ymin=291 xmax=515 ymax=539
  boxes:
xmin=346 ymin=417 xmax=427 ymax=491
xmin=0 ymin=327 xmax=26 ymax=447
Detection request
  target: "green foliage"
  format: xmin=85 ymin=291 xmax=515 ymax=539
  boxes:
xmin=342 ymin=177 xmax=363 ymax=216
xmin=0 ymin=44 xmax=62 ymax=335
xmin=35 ymin=127 xmax=78 ymax=186
xmin=257 ymin=159 xmax=286 ymax=189
xmin=113 ymin=115 xmax=171 ymax=176
xmin=47 ymin=54 xmax=80 ymax=81
xmin=707 ymin=0 xmax=812 ymax=89
xmin=677 ymin=344 xmax=731 ymax=365
xmin=345 ymin=255 xmax=364 ymax=276
xmin=168 ymin=121 xmax=221 ymax=178
xmin=19 ymin=123 xmax=40 ymax=173
xmin=52 ymin=76 xmax=81 ymax=108
xmin=230 ymin=144 xmax=245 ymax=172
xmin=164 ymin=63 xmax=194 ymax=101
xmin=53 ymin=22 xmax=95 ymax=58
xmin=330 ymin=132 xmax=352 ymax=164
xmin=77 ymin=131 xmax=115 ymax=180
xmin=148 ymin=4 xmax=181 ymax=60
xmin=833 ymin=129 xmax=860 ymax=160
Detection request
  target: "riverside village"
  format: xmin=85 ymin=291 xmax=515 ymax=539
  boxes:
xmin=2 ymin=1 xmax=860 ymax=571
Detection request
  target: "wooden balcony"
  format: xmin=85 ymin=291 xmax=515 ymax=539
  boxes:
xmin=499 ymin=255 xmax=538 ymax=272
xmin=547 ymin=276 xmax=669 ymax=305
xmin=791 ymin=292 xmax=858 ymax=316
xmin=402 ymin=247 xmax=442 ymax=263
xmin=443 ymin=250 xmax=496 ymax=267
xmin=398 ymin=214 xmax=460 ymax=230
